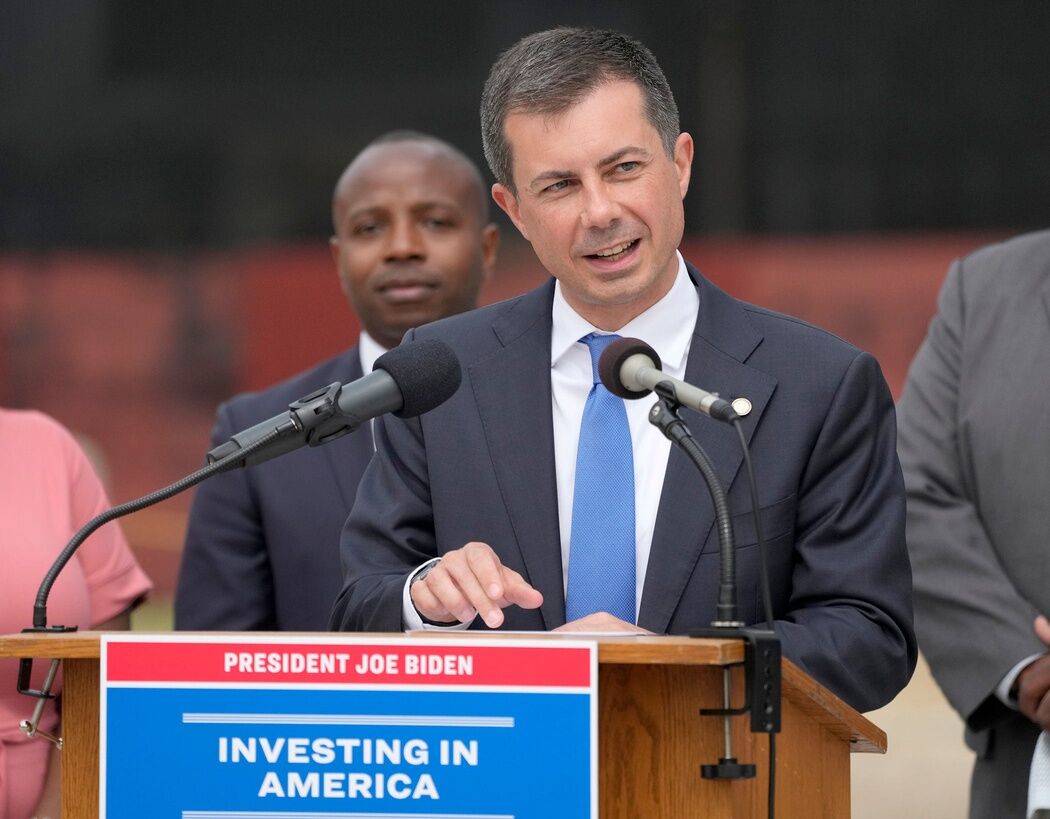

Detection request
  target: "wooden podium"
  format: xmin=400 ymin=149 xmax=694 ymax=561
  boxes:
xmin=0 ymin=631 xmax=884 ymax=818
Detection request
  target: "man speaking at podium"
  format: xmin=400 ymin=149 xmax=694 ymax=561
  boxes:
xmin=331 ymin=27 xmax=915 ymax=713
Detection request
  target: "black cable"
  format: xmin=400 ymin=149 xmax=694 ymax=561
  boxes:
xmin=734 ymin=419 xmax=774 ymax=630
xmin=732 ymin=419 xmax=777 ymax=817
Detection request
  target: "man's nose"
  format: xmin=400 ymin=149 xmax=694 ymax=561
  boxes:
xmin=579 ymin=183 xmax=621 ymax=230
xmin=385 ymin=218 xmax=425 ymax=261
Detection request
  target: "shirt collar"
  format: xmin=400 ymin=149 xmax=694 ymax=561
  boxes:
xmin=550 ymin=251 xmax=698 ymax=373
xmin=358 ymin=330 xmax=388 ymax=373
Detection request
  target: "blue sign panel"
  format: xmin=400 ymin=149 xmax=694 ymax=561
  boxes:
xmin=100 ymin=635 xmax=597 ymax=819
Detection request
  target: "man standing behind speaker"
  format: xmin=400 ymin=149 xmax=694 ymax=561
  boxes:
xmin=331 ymin=28 xmax=915 ymax=713
xmin=897 ymin=231 xmax=1050 ymax=817
xmin=176 ymin=131 xmax=499 ymax=631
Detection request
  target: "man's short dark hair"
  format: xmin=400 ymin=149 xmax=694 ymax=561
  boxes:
xmin=480 ymin=27 xmax=680 ymax=192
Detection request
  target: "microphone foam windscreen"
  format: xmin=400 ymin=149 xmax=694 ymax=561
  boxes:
xmin=598 ymin=337 xmax=662 ymax=399
xmin=375 ymin=338 xmax=462 ymax=418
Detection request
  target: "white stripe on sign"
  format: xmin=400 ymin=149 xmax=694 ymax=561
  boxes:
xmin=181 ymin=713 xmax=514 ymax=728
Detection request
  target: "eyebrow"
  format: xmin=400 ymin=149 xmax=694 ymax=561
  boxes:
xmin=345 ymin=206 xmax=385 ymax=221
xmin=600 ymin=146 xmax=651 ymax=166
xmin=526 ymin=145 xmax=653 ymax=192
xmin=346 ymin=201 xmax=461 ymax=221
xmin=527 ymin=169 xmax=575 ymax=192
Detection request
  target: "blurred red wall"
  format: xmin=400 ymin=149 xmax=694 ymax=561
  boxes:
xmin=0 ymin=232 xmax=1007 ymax=596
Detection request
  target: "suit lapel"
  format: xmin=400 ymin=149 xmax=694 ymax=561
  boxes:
xmin=321 ymin=350 xmax=375 ymax=513
xmin=639 ymin=269 xmax=778 ymax=632
xmin=469 ymin=282 xmax=565 ymax=629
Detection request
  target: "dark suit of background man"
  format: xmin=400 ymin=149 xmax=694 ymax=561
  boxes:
xmin=897 ymin=231 xmax=1050 ymax=818
xmin=175 ymin=132 xmax=499 ymax=630
xmin=331 ymin=27 xmax=915 ymax=713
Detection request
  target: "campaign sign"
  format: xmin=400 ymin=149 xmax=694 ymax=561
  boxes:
xmin=100 ymin=634 xmax=596 ymax=819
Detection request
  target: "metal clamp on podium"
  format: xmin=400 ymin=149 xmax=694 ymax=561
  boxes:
xmin=17 ymin=624 xmax=77 ymax=750
xmin=692 ymin=626 xmax=782 ymax=779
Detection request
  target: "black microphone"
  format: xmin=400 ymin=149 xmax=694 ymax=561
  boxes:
xmin=598 ymin=337 xmax=739 ymax=423
xmin=23 ymin=338 xmax=460 ymax=635
xmin=207 ymin=338 xmax=461 ymax=469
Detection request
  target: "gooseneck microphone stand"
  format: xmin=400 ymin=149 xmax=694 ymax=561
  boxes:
xmin=647 ymin=381 xmax=781 ymax=819
xmin=16 ymin=418 xmax=296 ymax=747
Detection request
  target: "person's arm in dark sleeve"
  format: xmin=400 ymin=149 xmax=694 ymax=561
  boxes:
xmin=330 ymin=404 xmax=437 ymax=632
xmin=175 ymin=401 xmax=276 ymax=630
xmin=777 ymin=349 xmax=918 ymax=712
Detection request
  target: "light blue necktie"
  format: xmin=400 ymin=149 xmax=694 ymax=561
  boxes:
xmin=565 ymin=333 xmax=636 ymax=624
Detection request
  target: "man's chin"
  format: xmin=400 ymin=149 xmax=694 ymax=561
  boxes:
xmin=376 ymin=311 xmax=445 ymax=342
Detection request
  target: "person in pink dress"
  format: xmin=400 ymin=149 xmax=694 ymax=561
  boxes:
xmin=0 ymin=408 xmax=152 ymax=818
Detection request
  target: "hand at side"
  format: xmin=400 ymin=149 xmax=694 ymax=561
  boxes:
xmin=1016 ymin=615 xmax=1050 ymax=731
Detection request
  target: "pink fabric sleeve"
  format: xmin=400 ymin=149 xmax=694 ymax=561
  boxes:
xmin=58 ymin=423 xmax=153 ymax=625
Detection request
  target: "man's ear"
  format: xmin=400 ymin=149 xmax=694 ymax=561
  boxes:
xmin=673 ymin=132 xmax=694 ymax=199
xmin=479 ymin=223 xmax=500 ymax=282
xmin=329 ymin=236 xmax=351 ymax=298
xmin=491 ymin=183 xmax=529 ymax=241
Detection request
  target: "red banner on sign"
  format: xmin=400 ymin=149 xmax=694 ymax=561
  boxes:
xmin=104 ymin=638 xmax=593 ymax=689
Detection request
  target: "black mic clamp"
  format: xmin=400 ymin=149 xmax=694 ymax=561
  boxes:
xmin=207 ymin=381 xmax=354 ymax=468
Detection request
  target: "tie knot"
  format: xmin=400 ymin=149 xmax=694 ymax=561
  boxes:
xmin=580 ymin=332 xmax=621 ymax=385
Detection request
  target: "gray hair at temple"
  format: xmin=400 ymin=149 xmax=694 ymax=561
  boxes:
xmin=480 ymin=27 xmax=681 ymax=193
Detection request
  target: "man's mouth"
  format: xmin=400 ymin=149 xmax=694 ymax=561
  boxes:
xmin=377 ymin=279 xmax=439 ymax=303
xmin=584 ymin=238 xmax=640 ymax=263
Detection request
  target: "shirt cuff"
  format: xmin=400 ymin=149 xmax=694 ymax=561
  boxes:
xmin=401 ymin=558 xmax=474 ymax=632
xmin=998 ymin=653 xmax=1045 ymax=708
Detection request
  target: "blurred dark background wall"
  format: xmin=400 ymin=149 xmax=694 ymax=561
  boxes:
xmin=3 ymin=0 xmax=1048 ymax=248
xmin=1 ymin=1 xmax=1047 ymax=602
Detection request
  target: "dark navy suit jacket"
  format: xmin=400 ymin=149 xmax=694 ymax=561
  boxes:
xmin=176 ymin=348 xmax=374 ymax=631
xmin=331 ymin=266 xmax=917 ymax=712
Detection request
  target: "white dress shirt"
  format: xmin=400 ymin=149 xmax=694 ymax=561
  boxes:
xmin=358 ymin=330 xmax=388 ymax=450
xmin=358 ymin=330 xmax=386 ymax=375
xmin=403 ymin=252 xmax=699 ymax=629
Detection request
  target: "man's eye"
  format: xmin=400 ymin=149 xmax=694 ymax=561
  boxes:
xmin=543 ymin=180 xmax=570 ymax=194
xmin=422 ymin=218 xmax=453 ymax=229
xmin=353 ymin=223 xmax=382 ymax=236
xmin=617 ymin=161 xmax=638 ymax=173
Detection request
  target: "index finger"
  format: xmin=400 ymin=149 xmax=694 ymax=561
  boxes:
xmin=465 ymin=543 xmax=507 ymax=601
xmin=498 ymin=567 xmax=543 ymax=609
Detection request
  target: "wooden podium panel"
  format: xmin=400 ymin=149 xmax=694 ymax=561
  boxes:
xmin=0 ymin=632 xmax=884 ymax=818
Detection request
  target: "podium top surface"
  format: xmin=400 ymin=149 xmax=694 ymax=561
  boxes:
xmin=0 ymin=630 xmax=885 ymax=753
xmin=0 ymin=629 xmax=744 ymax=663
